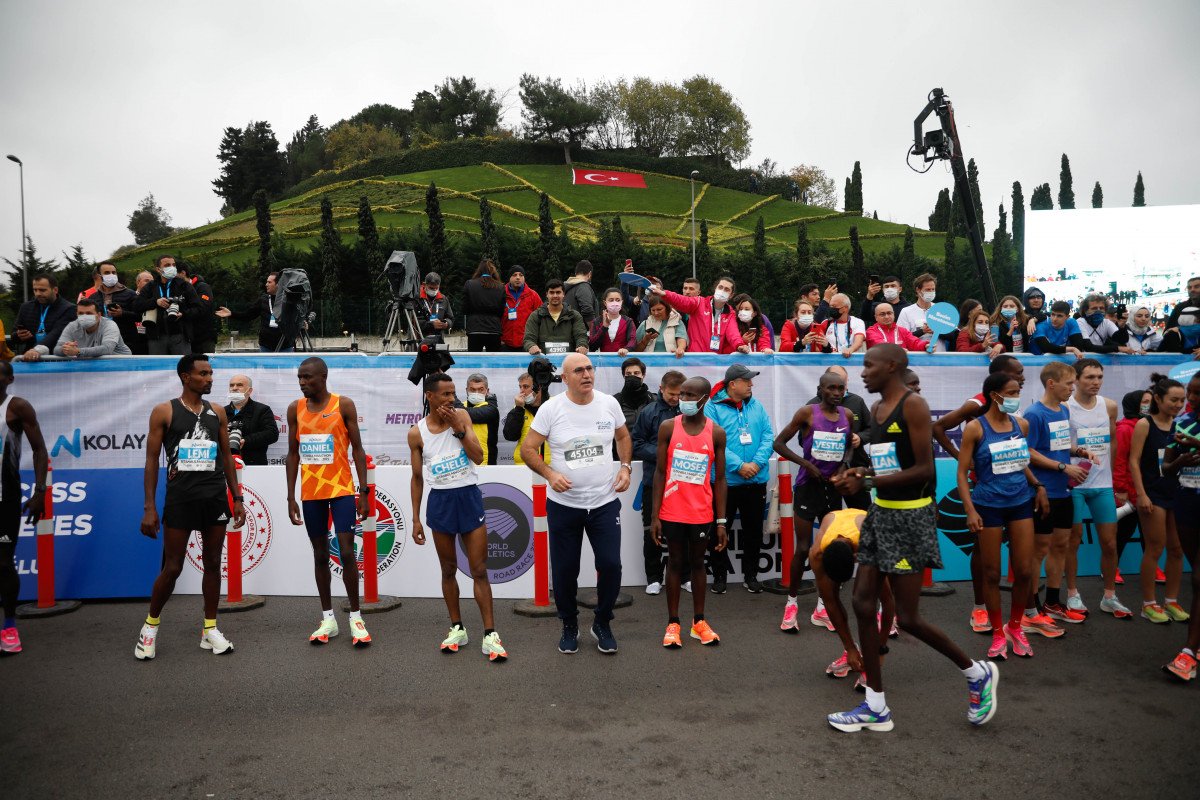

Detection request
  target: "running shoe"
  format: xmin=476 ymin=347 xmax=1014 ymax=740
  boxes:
xmin=826 ymin=651 xmax=851 ymax=678
xmin=1021 ymin=613 xmax=1066 ymax=638
xmin=1099 ymin=596 xmax=1134 ymax=619
xmin=0 ymin=626 xmax=21 ymax=655
xmin=350 ymin=617 xmax=372 ymax=647
xmin=1044 ymin=602 xmax=1087 ymax=624
xmin=1164 ymin=602 xmax=1191 ymax=623
xmin=888 ymin=617 xmax=899 ymax=639
xmin=970 ymin=608 xmax=991 ymax=634
xmin=591 ymin=621 xmax=618 ymax=653
xmin=481 ymin=631 xmax=507 ymax=662
xmin=1114 ymin=569 xmax=1124 ymax=585
xmin=827 ymin=702 xmax=894 ymax=732
xmin=682 ymin=581 xmax=693 ymax=594
xmin=1141 ymin=604 xmax=1170 ymax=624
xmin=810 ymin=606 xmax=835 ymax=631
xmin=780 ymin=603 xmax=800 ymax=633
xmin=853 ymin=672 xmax=867 ymax=692
xmin=967 ymin=661 xmax=999 ymax=726
xmin=1066 ymin=594 xmax=1089 ymax=616
xmin=645 ymin=581 xmax=662 ymax=596
xmin=1162 ymin=650 xmax=1197 ymax=682
xmin=987 ymin=631 xmax=1008 ymax=661
xmin=558 ymin=624 xmax=579 ymax=654
xmin=1005 ymin=624 xmax=1034 ymax=658
xmin=133 ymin=625 xmax=155 ymax=660
xmin=711 ymin=576 xmax=727 ymax=595
xmin=440 ymin=626 xmax=468 ymax=653
xmin=200 ymin=627 xmax=234 ymax=655
xmin=1155 ymin=566 xmax=1166 ymax=584
xmin=662 ymin=622 xmax=683 ymax=649
xmin=309 ymin=617 xmax=339 ymax=644
xmin=690 ymin=619 xmax=720 ymax=646
xmin=744 ymin=578 xmax=763 ymax=594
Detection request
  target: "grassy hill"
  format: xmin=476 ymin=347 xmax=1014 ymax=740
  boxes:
xmin=112 ymin=161 xmax=949 ymax=272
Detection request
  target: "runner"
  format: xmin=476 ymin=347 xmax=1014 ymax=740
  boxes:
xmin=285 ymin=357 xmax=372 ymax=647
xmin=1065 ymin=359 xmax=1129 ymax=618
xmin=135 ymin=354 xmax=245 ymax=660
xmin=1128 ymin=374 xmax=1187 ymax=624
xmin=1162 ymin=379 xmax=1200 ymax=680
xmin=827 ymin=344 xmax=998 ymax=732
xmin=957 ymin=373 xmax=1048 ymax=660
xmin=0 ymin=362 xmax=49 ymax=655
xmin=650 ymin=376 xmax=727 ymax=648
xmin=772 ymin=371 xmax=858 ymax=633
xmin=408 ymin=373 xmax=507 ymax=662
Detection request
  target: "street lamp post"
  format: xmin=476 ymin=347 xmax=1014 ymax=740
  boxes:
xmin=690 ymin=170 xmax=700 ymax=279
xmin=6 ymin=155 xmax=27 ymax=304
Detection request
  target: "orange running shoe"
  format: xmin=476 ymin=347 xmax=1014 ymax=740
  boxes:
xmin=971 ymin=608 xmax=991 ymax=634
xmin=662 ymin=622 xmax=683 ymax=649
xmin=690 ymin=619 xmax=720 ymax=646
xmin=1021 ymin=613 xmax=1066 ymax=638
xmin=1162 ymin=650 xmax=1197 ymax=682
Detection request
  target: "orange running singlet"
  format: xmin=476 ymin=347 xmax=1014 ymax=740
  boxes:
xmin=296 ymin=394 xmax=355 ymax=500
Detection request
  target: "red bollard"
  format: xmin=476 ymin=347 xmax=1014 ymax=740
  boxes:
xmin=921 ymin=565 xmax=955 ymax=597
xmin=765 ymin=458 xmax=800 ymax=594
xmin=515 ymin=473 xmax=556 ymax=617
xmin=17 ymin=459 xmax=81 ymax=618
xmin=219 ymin=456 xmax=264 ymax=612
xmin=346 ymin=454 xmax=400 ymax=613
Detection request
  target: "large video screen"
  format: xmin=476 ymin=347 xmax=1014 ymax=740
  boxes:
xmin=1024 ymin=205 xmax=1200 ymax=316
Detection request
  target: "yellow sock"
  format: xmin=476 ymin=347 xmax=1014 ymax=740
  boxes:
xmin=146 ymin=615 xmax=160 ymax=627
xmin=204 ymin=618 xmax=217 ymax=630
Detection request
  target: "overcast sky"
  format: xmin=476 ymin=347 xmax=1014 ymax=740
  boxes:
xmin=2 ymin=0 xmax=1197 ymax=277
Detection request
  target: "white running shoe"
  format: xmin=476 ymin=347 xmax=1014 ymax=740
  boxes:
xmin=200 ymin=627 xmax=234 ymax=655
xmin=645 ymin=582 xmax=662 ymax=596
xmin=481 ymin=631 xmax=508 ymax=662
xmin=350 ymin=616 xmax=372 ymax=647
xmin=682 ymin=581 xmax=693 ymax=594
xmin=134 ymin=625 xmax=157 ymax=660
xmin=309 ymin=617 xmax=339 ymax=644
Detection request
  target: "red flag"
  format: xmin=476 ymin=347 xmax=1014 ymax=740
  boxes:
xmin=571 ymin=168 xmax=647 ymax=188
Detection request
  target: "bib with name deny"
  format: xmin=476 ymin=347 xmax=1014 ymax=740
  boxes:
xmin=670 ymin=450 xmax=710 ymax=484
xmin=564 ymin=435 xmax=606 ymax=470
xmin=429 ymin=449 xmax=471 ymax=485
xmin=1048 ymin=419 xmax=1071 ymax=451
xmin=178 ymin=439 xmax=217 ymax=471
xmin=869 ymin=442 xmax=900 ymax=475
xmin=811 ymin=431 xmax=846 ymax=462
xmin=989 ymin=438 xmax=1030 ymax=474
xmin=299 ymin=433 xmax=335 ymax=465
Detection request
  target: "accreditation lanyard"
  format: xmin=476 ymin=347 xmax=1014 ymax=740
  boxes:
xmin=710 ymin=302 xmax=730 ymax=350
xmin=878 ymin=325 xmax=898 ymax=345
xmin=832 ymin=320 xmax=852 ymax=350
xmin=35 ymin=305 xmax=49 ymax=342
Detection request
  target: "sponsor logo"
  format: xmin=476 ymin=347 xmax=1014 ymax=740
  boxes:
xmin=455 ymin=482 xmax=534 ymax=584
xmin=385 ymin=412 xmax=422 ymax=426
xmin=187 ymin=485 xmax=272 ymax=575
xmin=596 ymin=420 xmax=613 ymax=431
xmin=329 ymin=487 xmax=407 ymax=576
xmin=50 ymin=429 xmax=146 ymax=459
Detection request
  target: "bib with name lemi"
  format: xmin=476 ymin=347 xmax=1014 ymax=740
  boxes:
xmin=869 ymin=442 xmax=900 ymax=475
xmin=811 ymin=431 xmax=847 ymax=462
xmin=178 ymin=439 xmax=218 ymax=471
xmin=564 ymin=435 xmax=606 ymax=470
xmin=989 ymin=437 xmax=1030 ymax=474
xmin=429 ymin=449 xmax=472 ymax=485
xmin=1048 ymin=419 xmax=1071 ymax=451
xmin=299 ymin=433 xmax=335 ymax=465
xmin=670 ymin=449 xmax=710 ymax=484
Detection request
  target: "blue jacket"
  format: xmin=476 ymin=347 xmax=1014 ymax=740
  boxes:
xmin=705 ymin=381 xmax=774 ymax=485
xmin=631 ymin=396 xmax=681 ymax=486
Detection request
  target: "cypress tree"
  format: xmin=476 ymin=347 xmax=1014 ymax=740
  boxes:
xmin=928 ymin=188 xmax=952 ymax=232
xmin=1030 ymin=183 xmax=1053 ymax=210
xmin=253 ymin=188 xmax=274 ymax=281
xmin=357 ymin=196 xmax=386 ymax=328
xmin=967 ymin=158 xmax=985 ymax=231
xmin=992 ymin=202 xmax=1012 ymax=296
xmin=555 ymin=222 xmax=573 ymax=269
xmin=479 ymin=196 xmax=498 ymax=264
xmin=697 ymin=219 xmax=711 ymax=273
xmin=796 ymin=221 xmax=810 ymax=280
xmin=901 ymin=226 xmax=915 ymax=281
xmin=941 ymin=226 xmax=959 ymax=303
xmin=318 ymin=196 xmax=343 ymax=333
xmin=848 ymin=225 xmax=866 ymax=288
xmin=537 ymin=192 xmax=557 ymax=278
xmin=849 ymin=161 xmax=863 ymax=213
xmin=1133 ymin=172 xmax=1145 ymax=206
xmin=1058 ymin=153 xmax=1075 ymax=209
xmin=844 ymin=177 xmax=852 ymax=212
xmin=425 ymin=182 xmax=446 ymax=273
xmin=1011 ymin=181 xmax=1025 ymax=273
xmin=753 ymin=216 xmax=767 ymax=264
xmin=1092 ymin=181 xmax=1103 ymax=208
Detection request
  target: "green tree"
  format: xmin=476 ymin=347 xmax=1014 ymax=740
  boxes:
xmin=752 ymin=216 xmax=767 ymax=265
xmin=59 ymin=243 xmax=94 ymax=299
xmin=1058 ymin=153 xmax=1075 ymax=209
xmin=555 ymin=222 xmax=574 ymax=268
xmin=697 ymin=219 xmax=711 ymax=274
xmin=676 ymin=75 xmax=751 ymax=165
xmin=786 ymin=164 xmax=838 ymax=209
xmin=412 ymin=76 xmax=501 ymax=140
xmin=324 ymin=122 xmax=406 ymax=170
xmin=941 ymin=226 xmax=958 ymax=302
xmin=425 ymin=183 xmax=447 ymax=274
xmin=127 ymin=192 xmax=174 ymax=245
xmin=846 ymin=161 xmax=863 ymax=213
xmin=619 ymin=77 xmax=685 ymax=156
xmin=284 ymin=114 xmax=329 ymax=186
xmin=253 ymin=189 xmax=274 ymax=280
xmin=928 ymin=188 xmax=952 ymax=232
xmin=479 ymin=197 xmax=498 ymax=264
xmin=348 ymin=103 xmax=413 ymax=142
xmin=1133 ymin=171 xmax=1146 ymax=206
xmin=992 ymin=203 xmax=1013 ymax=296
xmin=1030 ymin=183 xmax=1053 ymax=210
xmin=211 ymin=121 xmax=287 ymax=213
xmin=796 ymin=221 xmax=811 ymax=281
xmin=1011 ymin=181 xmax=1026 ymax=273
xmin=357 ymin=195 xmax=386 ymax=319
xmin=967 ymin=158 xmax=985 ymax=231
xmin=847 ymin=225 xmax=866 ymax=289
xmin=537 ymin=192 xmax=558 ymax=279
xmin=901 ymin=227 xmax=915 ymax=281
xmin=1092 ymin=181 xmax=1103 ymax=208
xmin=519 ymin=74 xmax=603 ymax=163
xmin=318 ymin=197 xmax=343 ymax=333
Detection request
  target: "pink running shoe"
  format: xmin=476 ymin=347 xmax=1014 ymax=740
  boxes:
xmin=780 ymin=603 xmax=800 ymax=634
xmin=810 ymin=606 xmax=835 ymax=631
xmin=0 ymin=626 xmax=21 ymax=654
xmin=987 ymin=631 xmax=1007 ymax=660
xmin=853 ymin=672 xmax=867 ymax=692
xmin=826 ymin=651 xmax=851 ymax=678
xmin=1005 ymin=623 xmax=1034 ymax=658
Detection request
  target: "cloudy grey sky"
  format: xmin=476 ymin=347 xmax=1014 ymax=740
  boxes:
xmin=1 ymin=0 xmax=1197 ymax=275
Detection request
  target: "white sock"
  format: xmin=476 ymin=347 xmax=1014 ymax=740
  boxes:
xmin=974 ymin=603 xmax=986 ymax=611
xmin=1165 ymin=598 xmax=1178 ymax=605
xmin=1103 ymin=590 xmax=1116 ymax=599
xmin=785 ymin=596 xmax=798 ymax=608
xmin=1067 ymin=588 xmax=1080 ymax=599
xmin=815 ymin=598 xmax=826 ymax=612
xmin=349 ymin=610 xmax=363 ymax=622
xmin=322 ymin=609 xmax=335 ymax=620
xmin=865 ymin=687 xmax=886 ymax=713
xmin=1184 ymin=648 xmax=1196 ymax=658
xmin=962 ymin=660 xmax=986 ymax=681
xmin=1143 ymin=600 xmax=1156 ymax=608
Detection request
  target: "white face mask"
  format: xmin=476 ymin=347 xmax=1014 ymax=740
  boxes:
xmin=883 ymin=287 xmax=899 ymax=301
xmin=101 ymin=274 xmax=118 ymax=288
xmin=797 ymin=314 xmax=814 ymax=326
xmin=974 ymin=323 xmax=989 ymax=337
xmin=160 ymin=266 xmax=177 ymax=280
xmin=521 ymin=393 xmax=536 ymax=405
xmin=713 ymin=289 xmax=730 ymax=303
xmin=921 ymin=290 xmax=936 ymax=303
xmin=228 ymin=392 xmax=247 ymax=405
xmin=605 ymin=301 xmax=622 ymax=315
xmin=738 ymin=310 xmax=754 ymax=323
xmin=78 ymin=313 xmax=98 ymax=328
xmin=467 ymin=392 xmax=486 ymax=405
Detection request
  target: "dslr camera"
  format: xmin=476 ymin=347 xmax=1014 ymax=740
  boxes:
xmin=165 ymin=296 xmax=185 ymax=321
xmin=527 ymin=356 xmax=561 ymax=396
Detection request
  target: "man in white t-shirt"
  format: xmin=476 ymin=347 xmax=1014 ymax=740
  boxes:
xmin=825 ymin=293 xmax=866 ymax=358
xmin=521 ymin=353 xmax=633 ymax=655
xmin=896 ymin=273 xmax=938 ymax=344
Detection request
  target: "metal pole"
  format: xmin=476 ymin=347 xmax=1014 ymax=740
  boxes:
xmin=6 ymin=156 xmax=26 ymax=303
xmin=690 ymin=175 xmax=697 ymax=279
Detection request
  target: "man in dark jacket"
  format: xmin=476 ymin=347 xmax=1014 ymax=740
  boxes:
xmin=614 ymin=357 xmax=655 ymax=429
xmin=523 ymin=279 xmax=588 ymax=355
xmin=131 ymin=255 xmax=199 ymax=355
xmin=415 ymin=272 xmax=453 ymax=341
xmin=563 ymin=260 xmax=598 ymax=325
xmin=225 ymin=374 xmax=280 ymax=465
xmin=503 ymin=372 xmax=546 ymax=465
xmin=630 ymin=369 xmax=685 ymax=593
xmin=177 ymin=264 xmax=218 ymax=353
xmin=216 ymin=272 xmax=294 ymax=352
xmin=11 ymin=274 xmax=76 ymax=361
xmin=458 ymin=373 xmax=500 ymax=465
xmin=93 ymin=262 xmax=139 ymax=353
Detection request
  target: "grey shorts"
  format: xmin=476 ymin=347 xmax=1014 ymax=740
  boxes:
xmin=856 ymin=503 xmax=943 ymax=574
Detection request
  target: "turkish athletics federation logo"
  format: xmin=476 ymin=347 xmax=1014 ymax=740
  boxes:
xmin=328 ymin=487 xmax=407 ymax=577
xmin=186 ymin=485 xmax=272 ymax=575
xmin=454 ymin=482 xmax=534 ymax=584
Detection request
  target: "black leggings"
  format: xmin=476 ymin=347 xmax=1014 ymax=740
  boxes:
xmin=0 ymin=542 xmax=17 ymax=619
xmin=1116 ymin=512 xmax=1139 ymax=560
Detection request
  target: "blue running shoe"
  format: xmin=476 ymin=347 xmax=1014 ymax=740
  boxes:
xmin=558 ymin=624 xmax=578 ymax=654
xmin=967 ymin=660 xmax=999 ymax=726
xmin=591 ymin=621 xmax=618 ymax=654
xmin=827 ymin=702 xmax=894 ymax=732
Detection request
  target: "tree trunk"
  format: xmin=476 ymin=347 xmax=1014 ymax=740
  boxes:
xmin=563 ymin=140 xmax=573 ymax=165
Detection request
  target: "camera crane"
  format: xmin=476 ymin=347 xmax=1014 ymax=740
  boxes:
xmin=909 ymin=88 xmax=998 ymax=309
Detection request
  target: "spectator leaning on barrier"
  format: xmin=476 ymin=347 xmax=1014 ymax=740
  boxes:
xmin=631 ymin=369 xmax=685 ymax=594
xmin=633 ymin=294 xmax=687 ymax=357
xmin=1031 ymin=300 xmax=1085 ymax=358
xmin=462 ymin=259 xmax=506 ymax=352
xmin=824 ymin=293 xmax=867 ymax=358
xmin=957 ymin=308 xmax=1002 ymax=356
xmin=860 ymin=274 xmax=908 ymax=322
xmin=1023 ymin=287 xmax=1048 ymax=333
xmin=225 ymin=374 xmax=279 ymax=466
xmin=458 ymin=372 xmax=499 ymax=466
xmin=11 ymin=274 xmax=76 ymax=362
xmin=723 ymin=293 xmax=774 ymax=354
xmin=501 ymin=266 xmax=541 ymax=351
xmin=613 ymin=357 xmax=655 ymax=429
xmin=780 ymin=299 xmax=830 ymax=353
xmin=523 ymin=279 xmax=588 ymax=356
xmin=588 ymin=288 xmax=637 ymax=354
xmin=1076 ymin=293 xmax=1131 ymax=354
xmin=503 ymin=372 xmax=547 ymax=466
xmin=176 ymin=264 xmax=217 ymax=354
xmin=216 ymin=272 xmax=294 ymax=353
xmin=563 ymin=260 xmax=598 ymax=325
xmin=92 ymin=261 xmax=139 ymax=352
xmin=989 ymin=295 xmax=1029 ymax=353
xmin=866 ymin=302 xmax=926 ymax=352
xmin=52 ymin=297 xmax=132 ymax=357
xmin=415 ymin=272 xmax=453 ymax=342
xmin=651 ymin=275 xmax=737 ymax=354
xmin=896 ymin=273 xmax=938 ymax=344
xmin=132 ymin=255 xmax=198 ymax=355
xmin=1124 ymin=305 xmax=1162 ymax=353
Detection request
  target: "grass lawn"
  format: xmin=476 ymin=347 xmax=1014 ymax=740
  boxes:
xmin=392 ymin=165 xmax=519 ymax=192
xmin=484 ymin=188 xmax=570 ymax=220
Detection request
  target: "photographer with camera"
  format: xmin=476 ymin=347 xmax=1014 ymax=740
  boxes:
xmin=216 ymin=272 xmax=294 ymax=352
xmin=504 ymin=371 xmax=549 ymax=466
xmin=224 ymin=374 xmax=279 ymax=466
xmin=10 ymin=275 xmax=76 ymax=362
xmin=132 ymin=255 xmax=199 ymax=355
xmin=523 ymin=279 xmax=588 ymax=356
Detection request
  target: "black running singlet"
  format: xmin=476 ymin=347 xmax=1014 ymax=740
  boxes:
xmin=0 ymin=396 xmax=22 ymax=505
xmin=164 ymin=399 xmax=226 ymax=502
xmin=868 ymin=391 xmax=933 ymax=502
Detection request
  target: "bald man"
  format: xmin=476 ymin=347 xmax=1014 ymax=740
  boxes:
xmin=224 ymin=374 xmax=279 ymax=465
xmin=521 ymin=353 xmax=633 ymax=655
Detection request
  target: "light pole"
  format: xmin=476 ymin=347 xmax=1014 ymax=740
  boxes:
xmin=690 ymin=170 xmax=700 ymax=279
xmin=6 ymin=155 xmax=27 ymax=303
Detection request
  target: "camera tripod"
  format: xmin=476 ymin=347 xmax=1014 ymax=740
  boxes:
xmin=380 ymin=300 xmax=424 ymax=353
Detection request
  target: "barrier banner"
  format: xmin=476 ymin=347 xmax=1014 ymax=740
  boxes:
xmin=11 ymin=352 xmax=1186 ymax=600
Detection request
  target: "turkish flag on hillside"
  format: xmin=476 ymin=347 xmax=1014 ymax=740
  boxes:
xmin=571 ymin=168 xmax=647 ymax=188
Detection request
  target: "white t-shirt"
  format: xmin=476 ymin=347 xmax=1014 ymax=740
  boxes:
xmin=530 ymin=390 xmax=626 ymax=509
xmin=896 ymin=303 xmax=933 ymax=342
xmin=1077 ymin=316 xmax=1119 ymax=347
xmin=825 ymin=316 xmax=866 ymax=353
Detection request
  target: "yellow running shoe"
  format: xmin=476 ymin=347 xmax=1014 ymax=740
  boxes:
xmin=481 ymin=631 xmax=508 ymax=662
xmin=440 ymin=626 xmax=468 ymax=653
xmin=309 ymin=617 xmax=339 ymax=644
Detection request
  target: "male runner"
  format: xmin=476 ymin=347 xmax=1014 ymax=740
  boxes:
xmin=286 ymin=357 xmax=371 ymax=646
xmin=827 ymin=344 xmax=997 ymax=732
xmin=0 ymin=362 xmax=48 ymax=655
xmin=409 ymin=373 xmax=508 ymax=661
xmin=650 ymin=376 xmax=727 ymax=648
xmin=135 ymin=354 xmax=245 ymax=660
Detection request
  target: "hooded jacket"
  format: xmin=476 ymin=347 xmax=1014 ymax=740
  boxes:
xmin=1022 ymin=287 xmax=1048 ymax=324
xmin=704 ymin=381 xmax=773 ymax=486
xmin=563 ymin=276 xmax=598 ymax=325
xmin=659 ymin=290 xmax=737 ymax=353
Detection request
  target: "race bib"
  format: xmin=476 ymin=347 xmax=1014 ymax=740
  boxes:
xmin=299 ymin=433 xmax=335 ymax=465
xmin=429 ymin=449 xmax=472 ymax=485
xmin=669 ymin=449 xmax=710 ymax=485
xmin=870 ymin=442 xmax=900 ymax=476
xmin=563 ymin=436 xmax=606 ymax=470
xmin=989 ymin=438 xmax=1030 ymax=475
xmin=1180 ymin=465 xmax=1200 ymax=489
xmin=811 ymin=431 xmax=846 ymax=462
xmin=177 ymin=438 xmax=217 ymax=471
xmin=1077 ymin=426 xmax=1110 ymax=458
xmin=1048 ymin=419 xmax=1071 ymax=451
xmin=545 ymin=341 xmax=569 ymax=354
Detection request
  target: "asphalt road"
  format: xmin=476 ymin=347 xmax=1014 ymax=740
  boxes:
xmin=3 ymin=576 xmax=1195 ymax=800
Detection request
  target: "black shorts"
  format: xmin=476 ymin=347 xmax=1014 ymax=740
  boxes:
xmin=661 ymin=520 xmax=711 ymax=544
xmin=163 ymin=494 xmax=231 ymax=531
xmin=1034 ymin=496 xmax=1074 ymax=535
xmin=975 ymin=500 xmax=1033 ymax=529
xmin=0 ymin=492 xmax=20 ymax=546
xmin=793 ymin=479 xmax=842 ymax=523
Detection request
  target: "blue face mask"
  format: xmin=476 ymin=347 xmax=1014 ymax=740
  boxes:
xmin=999 ymin=397 xmax=1021 ymax=414
xmin=1085 ymin=312 xmax=1105 ymax=327
xmin=1001 ymin=308 xmax=1017 ymax=319
xmin=679 ymin=399 xmax=704 ymax=416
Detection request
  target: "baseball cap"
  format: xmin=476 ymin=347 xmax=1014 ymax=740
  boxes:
xmin=725 ymin=364 xmax=759 ymax=383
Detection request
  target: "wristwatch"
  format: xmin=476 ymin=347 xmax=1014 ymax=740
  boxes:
xmin=1057 ymin=462 xmax=1066 ymax=472
xmin=620 ymin=462 xmax=632 ymax=472
xmin=231 ymin=494 xmax=244 ymax=503
xmin=862 ymin=473 xmax=875 ymax=491
xmin=452 ymin=430 xmax=466 ymax=440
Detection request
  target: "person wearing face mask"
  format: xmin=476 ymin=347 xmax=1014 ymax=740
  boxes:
xmin=649 ymin=276 xmax=738 ymax=354
xmin=588 ymin=288 xmax=636 ymax=354
xmin=223 ymin=374 xmax=278 ymax=466
xmin=866 ymin=303 xmax=926 ymax=352
xmin=613 ymin=358 xmax=655 ymax=430
xmin=1076 ymin=294 xmax=1130 ymax=354
xmin=632 ymin=370 xmax=686 ymax=595
xmin=503 ymin=372 xmax=547 ymax=466
xmin=1123 ymin=305 xmax=1162 ymax=353
xmin=797 ymin=283 xmax=836 ymax=325
xmin=956 ymin=309 xmax=1001 ymax=355
xmin=721 ymin=294 xmax=774 ymax=354
xmin=824 ymin=293 xmax=867 ymax=358
xmin=860 ymin=275 xmax=907 ymax=323
xmin=11 ymin=275 xmax=76 ymax=362
xmin=414 ymin=272 xmax=455 ymax=343
xmin=896 ymin=274 xmax=938 ymax=344
xmin=989 ymin=296 xmax=1029 ymax=353
xmin=52 ymin=297 xmax=132 ymax=358
xmin=89 ymin=262 xmax=139 ymax=353
xmin=132 ymin=255 xmax=199 ymax=355
xmin=780 ymin=299 xmax=830 ymax=353
xmin=456 ymin=373 xmax=499 ymax=466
